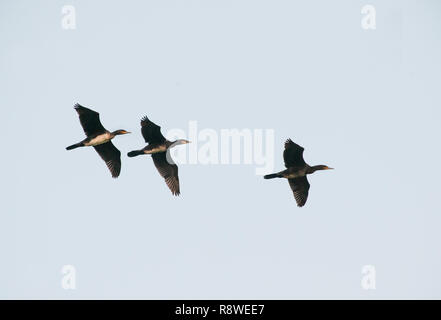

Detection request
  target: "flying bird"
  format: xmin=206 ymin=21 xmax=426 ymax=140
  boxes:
xmin=264 ymin=139 xmax=333 ymax=207
xmin=66 ymin=104 xmax=130 ymax=178
xmin=127 ymin=116 xmax=190 ymax=195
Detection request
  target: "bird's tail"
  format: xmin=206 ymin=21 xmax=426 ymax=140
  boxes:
xmin=66 ymin=142 xmax=83 ymax=150
xmin=264 ymin=173 xmax=282 ymax=179
xmin=127 ymin=150 xmax=144 ymax=157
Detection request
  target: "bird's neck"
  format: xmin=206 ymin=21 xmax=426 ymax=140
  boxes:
xmin=307 ymin=165 xmax=325 ymax=174
xmin=170 ymin=139 xmax=186 ymax=147
xmin=110 ymin=130 xmax=127 ymax=138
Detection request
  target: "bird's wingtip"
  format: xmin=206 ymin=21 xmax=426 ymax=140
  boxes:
xmin=285 ymin=138 xmax=294 ymax=146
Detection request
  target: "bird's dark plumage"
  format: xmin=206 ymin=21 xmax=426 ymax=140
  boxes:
xmin=141 ymin=116 xmax=166 ymax=144
xmin=264 ymin=138 xmax=332 ymax=207
xmin=283 ymin=138 xmax=306 ymax=168
xmin=94 ymin=142 xmax=122 ymax=178
xmin=74 ymin=104 xmax=106 ymax=137
xmin=152 ymin=152 xmax=180 ymax=196
xmin=288 ymin=176 xmax=310 ymax=207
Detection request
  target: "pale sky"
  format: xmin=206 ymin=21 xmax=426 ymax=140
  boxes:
xmin=1 ymin=0 xmax=441 ymax=299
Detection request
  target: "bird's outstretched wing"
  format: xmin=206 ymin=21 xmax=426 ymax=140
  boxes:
xmin=93 ymin=141 xmax=121 ymax=178
xmin=140 ymin=116 xmax=166 ymax=144
xmin=288 ymin=176 xmax=310 ymax=207
xmin=151 ymin=152 xmax=180 ymax=195
xmin=283 ymin=138 xmax=306 ymax=168
xmin=74 ymin=104 xmax=106 ymax=137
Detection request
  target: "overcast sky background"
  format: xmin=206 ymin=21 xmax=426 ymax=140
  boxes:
xmin=1 ymin=0 xmax=441 ymax=299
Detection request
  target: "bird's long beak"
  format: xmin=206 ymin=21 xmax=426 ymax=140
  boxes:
xmin=327 ymin=167 xmax=334 ymax=170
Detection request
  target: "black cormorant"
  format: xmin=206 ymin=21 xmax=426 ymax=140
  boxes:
xmin=127 ymin=116 xmax=190 ymax=196
xmin=66 ymin=104 xmax=130 ymax=178
xmin=264 ymin=139 xmax=333 ymax=207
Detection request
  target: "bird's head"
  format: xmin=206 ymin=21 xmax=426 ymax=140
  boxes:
xmin=309 ymin=165 xmax=334 ymax=173
xmin=177 ymin=139 xmax=191 ymax=145
xmin=318 ymin=165 xmax=334 ymax=171
xmin=113 ymin=129 xmax=131 ymax=136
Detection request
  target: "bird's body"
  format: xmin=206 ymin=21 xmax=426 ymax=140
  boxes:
xmin=82 ymin=131 xmax=113 ymax=147
xmin=281 ymin=166 xmax=309 ymax=179
xmin=139 ymin=142 xmax=170 ymax=155
xmin=264 ymin=139 xmax=333 ymax=207
xmin=127 ymin=116 xmax=190 ymax=195
xmin=66 ymin=104 xmax=130 ymax=178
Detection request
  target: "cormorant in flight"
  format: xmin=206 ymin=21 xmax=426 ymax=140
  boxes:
xmin=127 ymin=116 xmax=190 ymax=195
xmin=66 ymin=104 xmax=130 ymax=178
xmin=264 ymin=139 xmax=333 ymax=207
